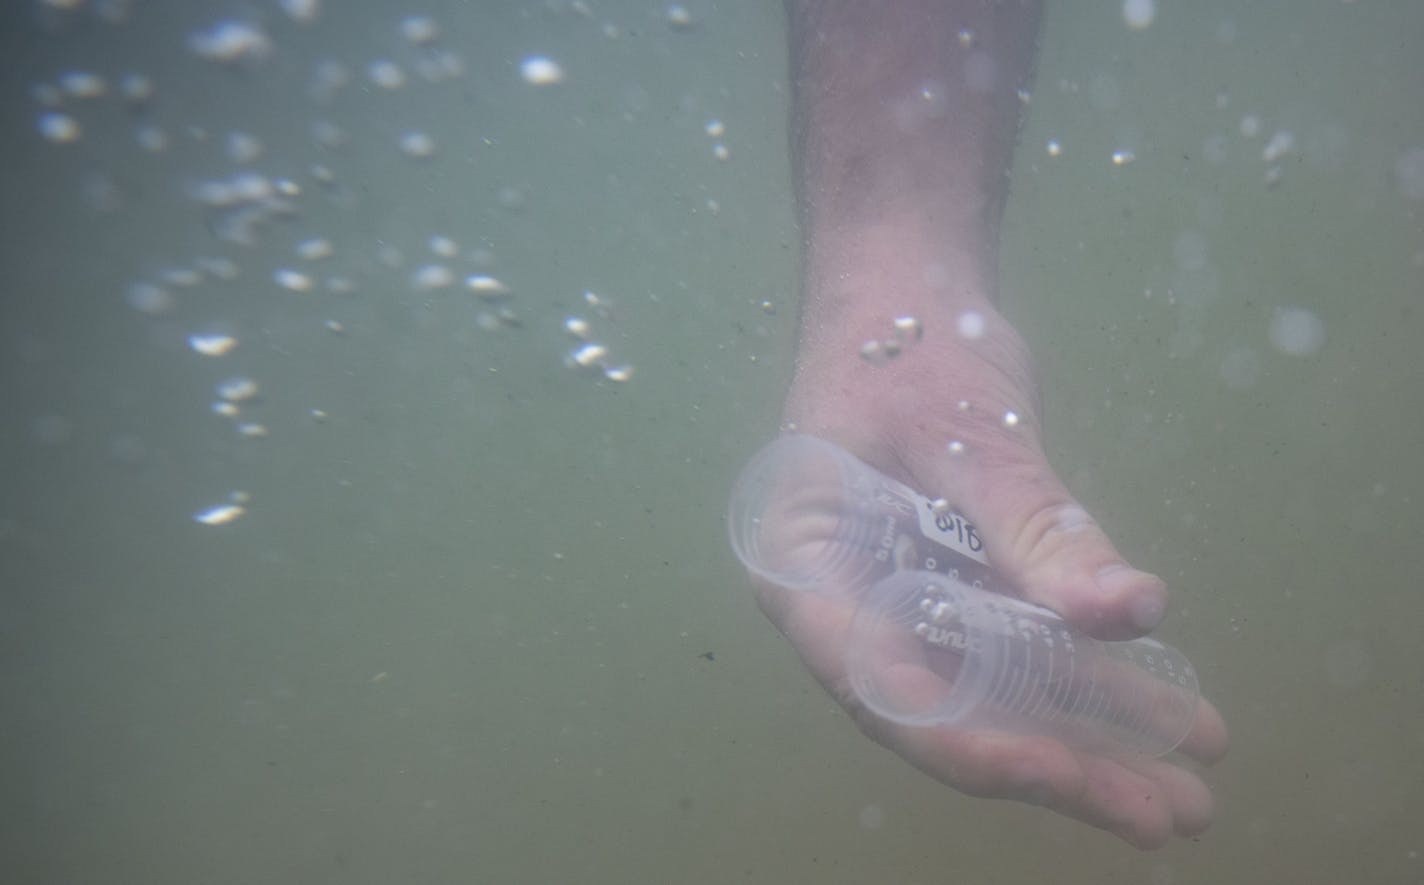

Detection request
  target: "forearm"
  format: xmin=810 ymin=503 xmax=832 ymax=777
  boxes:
xmin=786 ymin=1 xmax=1043 ymax=350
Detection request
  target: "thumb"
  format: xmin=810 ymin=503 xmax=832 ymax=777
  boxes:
xmin=912 ymin=441 xmax=1168 ymax=640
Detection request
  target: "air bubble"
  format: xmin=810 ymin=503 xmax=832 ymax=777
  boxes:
xmin=1262 ymin=130 xmax=1295 ymax=163
xmin=1268 ymin=307 xmax=1325 ymax=357
xmin=398 ymin=130 xmax=436 ymax=158
xmin=665 ymin=5 xmax=694 ymax=30
xmin=521 ymin=56 xmax=564 ymax=86
xmin=37 ymin=112 xmax=81 ymax=143
xmin=58 ymin=70 xmax=106 ymax=99
xmin=893 ymin=315 xmax=923 ymax=341
xmin=217 ymin=377 xmax=260 ymax=402
xmin=859 ymin=340 xmax=888 ymax=365
xmin=428 ymin=235 xmax=459 ymax=258
xmin=401 ymin=15 xmax=439 ymax=45
xmin=1122 ymin=0 xmax=1156 ymax=30
xmin=188 ymin=334 xmax=239 ymax=357
xmin=274 ymin=269 xmax=314 ymax=292
xmin=1395 ymin=147 xmax=1424 ymax=200
xmin=465 ymin=275 xmax=511 ymax=299
xmin=193 ymin=503 xmax=246 ymax=526
xmin=411 ymin=264 xmax=454 ymax=291
xmin=279 ymin=0 xmax=319 ymax=23
xmin=188 ymin=20 xmax=273 ymax=64
xmin=955 ymin=310 xmax=985 ymax=340
xmin=126 ymin=282 xmax=173 ymax=315
xmin=296 ymin=238 xmax=333 ymax=261
xmin=367 ymin=60 xmax=406 ymax=90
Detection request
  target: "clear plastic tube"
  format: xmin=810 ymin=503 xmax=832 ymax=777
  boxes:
xmin=727 ymin=434 xmax=994 ymax=596
xmin=846 ymin=571 xmax=1199 ymax=756
xmin=729 ymin=435 xmax=1200 ymax=757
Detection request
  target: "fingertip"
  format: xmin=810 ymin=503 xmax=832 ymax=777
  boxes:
xmin=1095 ymin=561 xmax=1162 ymax=607
xmin=1147 ymin=759 xmax=1216 ymax=838
xmin=1179 ymin=698 xmax=1231 ymax=765
xmin=1074 ymin=755 xmax=1176 ymax=850
xmin=1087 ymin=563 xmax=1168 ymax=639
xmin=1132 ymin=589 xmax=1167 ymax=635
xmin=1023 ymin=563 xmax=1166 ymax=640
xmin=1174 ymin=786 xmax=1215 ymax=838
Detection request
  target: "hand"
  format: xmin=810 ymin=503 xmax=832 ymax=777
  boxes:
xmin=756 ymin=261 xmax=1229 ymax=849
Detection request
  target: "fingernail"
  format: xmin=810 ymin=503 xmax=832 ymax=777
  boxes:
xmin=1130 ymin=586 xmax=1168 ymax=631
xmin=1096 ymin=564 xmax=1167 ymax=631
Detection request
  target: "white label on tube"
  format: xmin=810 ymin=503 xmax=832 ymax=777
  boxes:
xmin=910 ymin=491 xmax=990 ymax=566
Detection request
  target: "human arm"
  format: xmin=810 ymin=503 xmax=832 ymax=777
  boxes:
xmin=764 ymin=0 xmax=1229 ymax=848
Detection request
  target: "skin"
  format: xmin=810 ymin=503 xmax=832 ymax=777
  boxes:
xmin=765 ymin=0 xmax=1230 ymax=849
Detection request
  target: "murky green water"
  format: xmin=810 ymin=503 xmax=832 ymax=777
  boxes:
xmin=2 ymin=2 xmax=1421 ymax=882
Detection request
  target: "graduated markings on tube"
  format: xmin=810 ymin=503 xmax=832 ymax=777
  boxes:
xmin=914 ymin=621 xmax=970 ymax=651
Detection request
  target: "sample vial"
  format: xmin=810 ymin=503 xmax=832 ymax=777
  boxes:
xmin=729 ymin=435 xmax=1200 ymax=756
xmin=847 ymin=570 xmax=1199 ymax=756
xmin=728 ymin=434 xmax=993 ymax=597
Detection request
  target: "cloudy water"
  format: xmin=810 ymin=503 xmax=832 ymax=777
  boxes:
xmin=1 ymin=1 xmax=1421 ymax=883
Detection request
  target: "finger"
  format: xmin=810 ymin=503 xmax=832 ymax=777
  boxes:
xmin=908 ymin=439 xmax=1167 ymax=640
xmin=1069 ymin=753 xmax=1181 ymax=848
xmin=759 ymin=581 xmax=1219 ymax=848
xmin=1112 ymin=753 xmax=1216 ymax=837
xmin=1175 ymin=695 xmax=1230 ymax=764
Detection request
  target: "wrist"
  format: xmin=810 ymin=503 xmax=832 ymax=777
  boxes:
xmin=796 ymin=217 xmax=999 ymax=362
xmin=784 ymin=220 xmax=1039 ymax=459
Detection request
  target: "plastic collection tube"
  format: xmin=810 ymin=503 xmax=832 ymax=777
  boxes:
xmin=729 ymin=435 xmax=1199 ymax=757
xmin=728 ymin=434 xmax=995 ymax=596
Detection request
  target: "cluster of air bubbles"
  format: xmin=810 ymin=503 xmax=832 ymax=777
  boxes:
xmin=564 ymin=292 xmax=633 ymax=382
xmin=121 ymin=257 xmax=238 ymax=317
xmin=1260 ymin=129 xmax=1296 ymax=188
xmin=207 ymin=370 xmax=269 ymax=440
xmin=30 ymin=67 xmax=155 ymax=145
xmin=704 ymin=118 xmax=730 ymax=162
xmin=28 ymin=2 xmax=721 ymax=530
xmin=1231 ymin=114 xmax=1298 ymax=188
xmin=464 ymin=261 xmax=521 ymax=333
xmin=859 ymin=315 xmax=924 ymax=365
xmin=190 ymin=171 xmax=302 ymax=245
